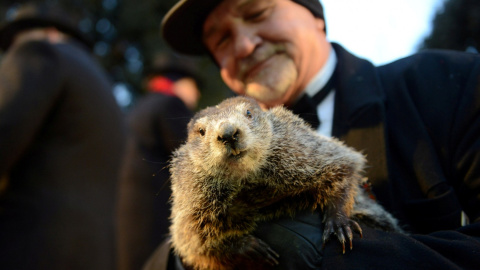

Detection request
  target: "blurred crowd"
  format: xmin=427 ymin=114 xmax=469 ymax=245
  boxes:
xmin=0 ymin=2 xmax=200 ymax=269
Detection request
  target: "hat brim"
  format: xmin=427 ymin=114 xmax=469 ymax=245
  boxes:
xmin=161 ymin=0 xmax=222 ymax=56
xmin=0 ymin=17 xmax=93 ymax=51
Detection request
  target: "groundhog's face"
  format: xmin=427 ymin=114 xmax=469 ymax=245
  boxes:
xmin=185 ymin=96 xmax=273 ymax=179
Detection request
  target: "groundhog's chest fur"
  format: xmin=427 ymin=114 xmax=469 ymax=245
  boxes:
xmin=169 ymin=96 xmax=401 ymax=270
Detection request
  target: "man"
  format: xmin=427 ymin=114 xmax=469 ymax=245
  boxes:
xmin=117 ymin=59 xmax=202 ymax=270
xmin=149 ymin=0 xmax=480 ymax=269
xmin=0 ymin=3 xmax=126 ymax=270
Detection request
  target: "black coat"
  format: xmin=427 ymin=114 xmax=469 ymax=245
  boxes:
xmin=332 ymin=42 xmax=480 ymax=230
xmin=318 ymin=43 xmax=480 ymax=269
xmin=257 ymin=43 xmax=480 ymax=269
xmin=147 ymin=44 xmax=480 ymax=270
xmin=0 ymin=40 xmax=126 ymax=270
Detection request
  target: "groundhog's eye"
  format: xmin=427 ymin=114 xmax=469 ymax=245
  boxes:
xmin=198 ymin=128 xmax=206 ymax=136
xmin=246 ymin=110 xmax=252 ymax=118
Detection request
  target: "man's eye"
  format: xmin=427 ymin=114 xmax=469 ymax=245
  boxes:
xmin=245 ymin=9 xmax=266 ymax=21
xmin=245 ymin=4 xmax=273 ymax=22
xmin=216 ymin=33 xmax=230 ymax=49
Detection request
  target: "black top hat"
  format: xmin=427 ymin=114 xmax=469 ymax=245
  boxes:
xmin=0 ymin=3 xmax=94 ymax=51
xmin=161 ymin=0 xmax=221 ymax=56
xmin=161 ymin=0 xmax=325 ymax=56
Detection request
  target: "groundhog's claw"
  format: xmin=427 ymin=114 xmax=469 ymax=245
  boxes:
xmin=259 ymin=241 xmax=280 ymax=266
xmin=322 ymin=218 xmax=363 ymax=254
xmin=351 ymin=220 xmax=363 ymax=238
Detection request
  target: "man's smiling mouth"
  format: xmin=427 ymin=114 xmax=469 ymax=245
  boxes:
xmin=241 ymin=53 xmax=282 ymax=83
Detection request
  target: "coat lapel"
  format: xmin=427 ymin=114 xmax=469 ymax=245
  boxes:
xmin=330 ymin=43 xmax=390 ymax=199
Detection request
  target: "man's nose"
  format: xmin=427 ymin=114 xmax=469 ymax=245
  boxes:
xmin=233 ymin=25 xmax=261 ymax=59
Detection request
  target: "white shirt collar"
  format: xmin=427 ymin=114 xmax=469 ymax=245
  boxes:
xmin=304 ymin=45 xmax=337 ymax=97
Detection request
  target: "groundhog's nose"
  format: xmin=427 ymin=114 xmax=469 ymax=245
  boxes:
xmin=217 ymin=124 xmax=240 ymax=147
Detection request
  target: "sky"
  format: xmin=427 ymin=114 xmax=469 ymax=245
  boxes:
xmin=321 ymin=0 xmax=446 ymax=65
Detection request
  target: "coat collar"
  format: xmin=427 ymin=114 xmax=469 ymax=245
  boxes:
xmin=330 ymin=42 xmax=385 ymax=133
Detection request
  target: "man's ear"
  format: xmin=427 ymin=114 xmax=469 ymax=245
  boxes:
xmin=315 ymin=18 xmax=326 ymax=34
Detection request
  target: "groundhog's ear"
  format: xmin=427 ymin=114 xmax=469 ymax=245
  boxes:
xmin=187 ymin=119 xmax=196 ymax=132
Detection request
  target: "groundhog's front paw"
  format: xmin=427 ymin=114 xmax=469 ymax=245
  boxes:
xmin=322 ymin=216 xmax=363 ymax=254
xmin=235 ymin=235 xmax=280 ymax=267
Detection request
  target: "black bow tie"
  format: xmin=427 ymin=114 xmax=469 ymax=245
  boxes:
xmin=288 ymin=77 xmax=335 ymax=130
xmin=289 ymin=94 xmax=321 ymax=129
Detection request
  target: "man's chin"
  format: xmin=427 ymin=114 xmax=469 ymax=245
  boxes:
xmin=242 ymin=56 xmax=297 ymax=107
xmin=245 ymin=83 xmax=287 ymax=107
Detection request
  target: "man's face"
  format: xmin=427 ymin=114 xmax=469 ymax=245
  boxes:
xmin=203 ymin=0 xmax=330 ymax=108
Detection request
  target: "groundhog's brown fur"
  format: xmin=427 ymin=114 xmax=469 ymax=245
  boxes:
xmin=169 ymin=96 xmax=400 ymax=270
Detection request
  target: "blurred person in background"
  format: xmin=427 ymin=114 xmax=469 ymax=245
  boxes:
xmin=116 ymin=57 xmax=202 ymax=270
xmin=0 ymin=2 xmax=126 ymax=270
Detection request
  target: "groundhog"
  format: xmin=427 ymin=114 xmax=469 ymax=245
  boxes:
xmin=169 ymin=96 xmax=402 ymax=270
